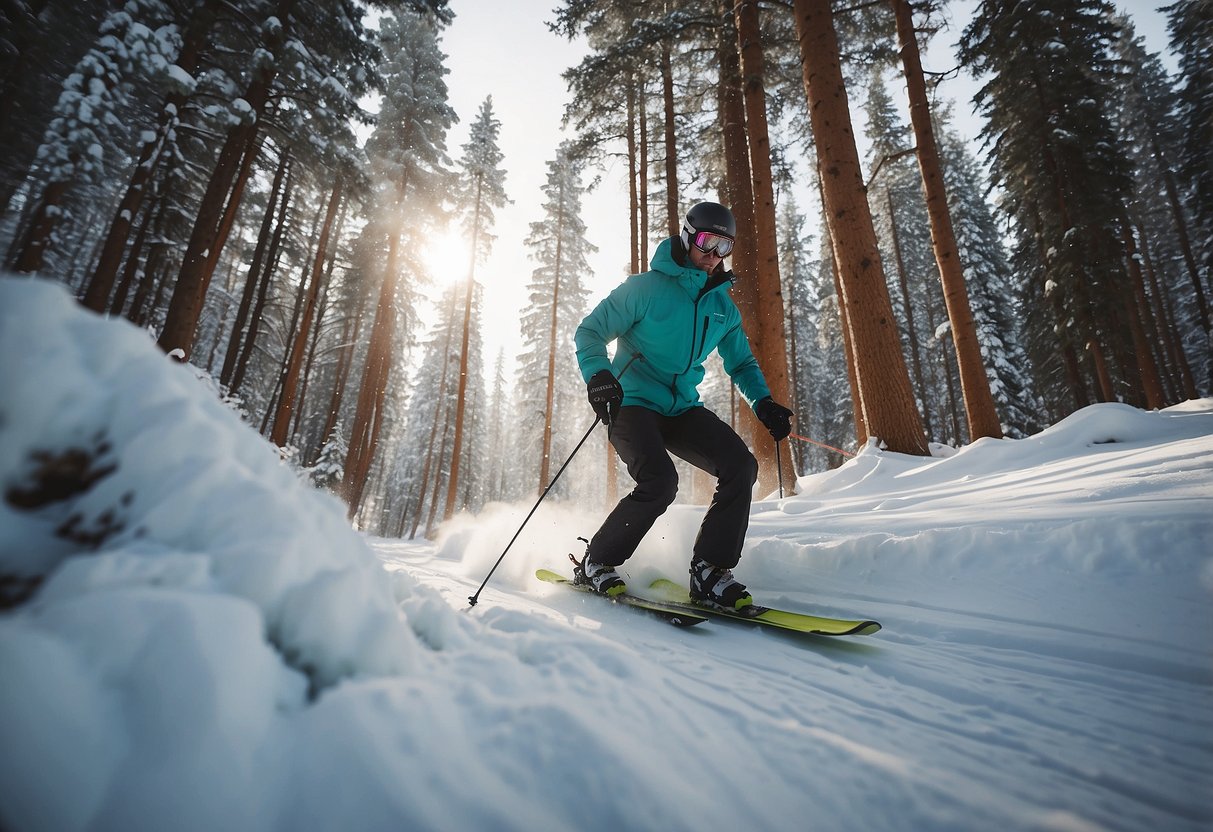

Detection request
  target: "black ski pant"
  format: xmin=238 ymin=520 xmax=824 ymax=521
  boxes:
xmin=586 ymin=405 xmax=758 ymax=570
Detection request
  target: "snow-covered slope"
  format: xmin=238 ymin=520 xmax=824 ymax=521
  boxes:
xmin=2 ymin=277 xmax=1211 ymax=832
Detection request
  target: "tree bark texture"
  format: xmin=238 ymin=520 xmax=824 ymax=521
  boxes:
xmin=891 ymin=0 xmax=1002 ymax=440
xmin=736 ymin=0 xmax=796 ymax=491
xmin=157 ymin=0 xmax=296 ymax=357
xmin=794 ymin=0 xmax=927 ymax=454
xmin=270 ymin=177 xmax=343 ymax=447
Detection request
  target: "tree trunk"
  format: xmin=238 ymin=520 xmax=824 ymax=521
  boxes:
xmin=1151 ymin=134 xmax=1211 ymax=332
xmin=108 ymin=194 xmax=156 ymax=317
xmin=627 ymin=73 xmax=640 ymax=275
xmin=639 ymin=78 xmax=650 ymax=267
xmin=1136 ymin=212 xmax=1197 ymax=400
xmin=314 ymin=298 xmax=365 ymax=467
xmin=83 ymin=0 xmax=218 ymax=312
xmin=220 ymin=150 xmax=290 ymax=388
xmin=270 ymin=178 xmax=343 ymax=447
xmin=794 ymin=0 xmax=927 ymax=454
xmin=817 ymin=167 xmax=866 ymax=445
xmin=231 ymin=160 xmax=294 ymax=395
xmin=539 ymin=183 xmax=565 ymax=493
xmin=892 ymin=0 xmax=1002 ymax=441
xmin=9 ymin=179 xmax=69 ymax=273
xmin=157 ymin=0 xmax=296 ymax=358
xmin=444 ymin=174 xmax=484 ymax=520
xmin=294 ymin=199 xmax=348 ymax=445
xmin=886 ymin=189 xmax=933 ymax=439
xmin=736 ymin=0 xmax=795 ymax=493
xmin=341 ymin=231 xmax=400 ymax=518
xmin=717 ymin=6 xmax=761 ymax=451
xmin=1119 ymin=219 xmax=1165 ymax=408
xmin=660 ymin=40 xmax=679 ymax=236
xmin=409 ymin=293 xmax=457 ymax=538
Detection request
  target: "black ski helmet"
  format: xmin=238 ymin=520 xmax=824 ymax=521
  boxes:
xmin=681 ymin=201 xmax=736 ymax=252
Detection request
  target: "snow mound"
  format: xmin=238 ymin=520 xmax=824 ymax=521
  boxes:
xmin=0 ymin=277 xmax=417 ymax=687
xmin=0 ymin=277 xmax=434 ymax=828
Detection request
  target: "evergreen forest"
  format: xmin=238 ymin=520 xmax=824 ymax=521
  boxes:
xmin=2 ymin=0 xmax=1209 ymax=536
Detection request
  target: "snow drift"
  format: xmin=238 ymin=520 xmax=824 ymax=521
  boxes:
xmin=2 ymin=276 xmax=1211 ymax=832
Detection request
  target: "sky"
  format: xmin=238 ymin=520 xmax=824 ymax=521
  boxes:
xmin=417 ymin=1 xmax=1178 ymax=378
xmin=2 ymin=276 xmax=1210 ymax=830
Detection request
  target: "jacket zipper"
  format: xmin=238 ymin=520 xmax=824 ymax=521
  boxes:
xmin=671 ymin=301 xmax=710 ymax=408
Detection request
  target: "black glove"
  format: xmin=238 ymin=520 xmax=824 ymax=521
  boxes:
xmin=754 ymin=397 xmax=793 ymax=441
xmin=587 ymin=369 xmax=623 ymax=424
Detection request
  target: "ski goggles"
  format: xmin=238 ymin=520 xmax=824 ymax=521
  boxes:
xmin=690 ymin=230 xmax=735 ymax=258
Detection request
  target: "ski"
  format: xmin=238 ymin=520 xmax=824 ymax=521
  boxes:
xmin=536 ymin=569 xmax=708 ymax=628
xmin=648 ymin=578 xmax=881 ymax=636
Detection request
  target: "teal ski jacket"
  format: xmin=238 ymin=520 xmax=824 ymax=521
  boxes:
xmin=574 ymin=236 xmax=771 ymax=417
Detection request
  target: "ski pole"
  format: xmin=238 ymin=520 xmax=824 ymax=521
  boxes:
xmin=467 ymin=352 xmax=642 ymax=607
xmin=776 ymin=438 xmax=784 ymax=500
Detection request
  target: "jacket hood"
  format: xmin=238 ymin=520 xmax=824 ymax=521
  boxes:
xmin=651 ymin=235 xmax=737 ymax=299
xmin=650 ymin=236 xmax=708 ymax=292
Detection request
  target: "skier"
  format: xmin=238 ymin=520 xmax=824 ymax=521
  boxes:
xmin=573 ymin=201 xmax=793 ymax=610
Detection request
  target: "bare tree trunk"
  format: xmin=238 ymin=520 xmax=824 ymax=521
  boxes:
xmin=1087 ymin=336 xmax=1115 ymax=402
xmin=270 ymin=178 xmax=343 ymax=446
xmin=892 ymin=0 xmax=1002 ymax=440
xmin=736 ymin=0 xmax=795 ymax=493
xmin=794 ymin=0 xmax=927 ymax=454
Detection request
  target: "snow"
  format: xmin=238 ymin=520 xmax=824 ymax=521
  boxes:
xmin=1 ymin=276 xmax=1211 ymax=832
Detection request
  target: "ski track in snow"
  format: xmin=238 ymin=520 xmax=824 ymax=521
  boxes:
xmin=378 ymin=530 xmax=1212 ymax=832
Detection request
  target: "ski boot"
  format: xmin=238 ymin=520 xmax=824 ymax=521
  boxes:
xmin=689 ymin=558 xmax=753 ymax=611
xmin=571 ymin=540 xmax=626 ymax=597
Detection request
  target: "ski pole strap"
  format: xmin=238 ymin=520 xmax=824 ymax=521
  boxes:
xmin=788 ymin=432 xmax=855 ymax=458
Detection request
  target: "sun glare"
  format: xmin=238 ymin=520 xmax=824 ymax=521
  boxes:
xmin=420 ymin=229 xmax=472 ymax=287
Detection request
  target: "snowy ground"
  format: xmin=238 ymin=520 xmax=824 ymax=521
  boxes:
xmin=2 ymin=277 xmax=1211 ymax=832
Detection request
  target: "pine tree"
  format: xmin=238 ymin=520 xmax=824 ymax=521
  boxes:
xmin=776 ymin=193 xmax=818 ymax=470
xmin=1112 ymin=16 xmax=1206 ymax=400
xmin=890 ymin=0 xmax=1003 ymax=441
xmin=793 ymin=0 xmax=928 ymax=455
xmin=960 ymin=0 xmax=1145 ymax=413
xmin=9 ymin=2 xmax=180 ymax=274
xmin=936 ymin=122 xmax=1041 ymax=436
xmin=340 ymin=7 xmax=455 ymax=518
xmin=517 ymin=142 xmax=595 ymax=497
xmin=1164 ymin=0 xmax=1213 ymax=324
xmin=444 ymin=95 xmax=509 ymax=519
